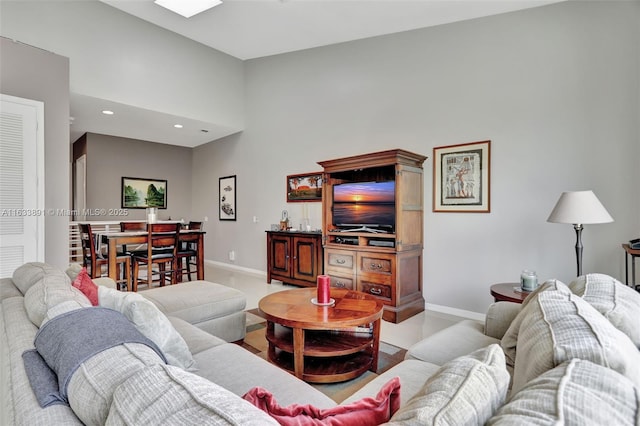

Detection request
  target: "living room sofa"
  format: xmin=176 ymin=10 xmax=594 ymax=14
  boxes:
xmin=2 ymin=262 xmax=639 ymax=425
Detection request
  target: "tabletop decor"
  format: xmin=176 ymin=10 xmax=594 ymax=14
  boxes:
xmin=433 ymin=140 xmax=490 ymax=213
xmin=219 ymin=175 xmax=236 ymax=221
xmin=286 ymin=172 xmax=323 ymax=202
xmin=121 ymin=177 xmax=167 ymax=209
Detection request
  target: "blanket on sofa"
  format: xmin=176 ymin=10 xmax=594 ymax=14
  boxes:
xmin=23 ymin=307 xmax=167 ymax=407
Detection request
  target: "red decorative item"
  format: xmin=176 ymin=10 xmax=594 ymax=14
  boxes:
xmin=317 ymin=275 xmax=330 ymax=304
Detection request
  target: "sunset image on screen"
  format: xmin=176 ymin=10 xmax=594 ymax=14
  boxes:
xmin=334 ymin=181 xmax=395 ymax=204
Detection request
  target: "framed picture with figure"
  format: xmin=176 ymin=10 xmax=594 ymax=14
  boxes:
xmin=433 ymin=140 xmax=491 ymax=213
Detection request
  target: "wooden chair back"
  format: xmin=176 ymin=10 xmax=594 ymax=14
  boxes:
xmin=120 ymin=221 xmax=147 ymax=231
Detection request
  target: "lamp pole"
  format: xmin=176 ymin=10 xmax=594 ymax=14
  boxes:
xmin=573 ymin=223 xmax=583 ymax=277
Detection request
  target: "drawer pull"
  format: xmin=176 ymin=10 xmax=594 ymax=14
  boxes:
xmin=336 ymin=259 xmax=346 ymax=264
xmin=369 ymin=288 xmax=382 ymax=295
xmin=370 ymin=263 xmax=383 ymax=269
xmin=335 ymin=281 xmax=345 ymax=288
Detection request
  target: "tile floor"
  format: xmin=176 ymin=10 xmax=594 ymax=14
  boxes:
xmin=203 ymin=263 xmax=469 ymax=349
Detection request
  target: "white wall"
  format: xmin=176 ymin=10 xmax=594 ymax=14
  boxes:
xmin=192 ymin=1 xmax=640 ymax=314
xmin=0 ymin=38 xmax=71 ymax=269
xmin=0 ymin=0 xmax=244 ymax=134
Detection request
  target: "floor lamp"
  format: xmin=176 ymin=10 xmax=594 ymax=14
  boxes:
xmin=547 ymin=190 xmax=613 ymax=277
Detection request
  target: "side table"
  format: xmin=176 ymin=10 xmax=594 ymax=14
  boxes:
xmin=622 ymin=244 xmax=640 ymax=289
xmin=490 ymin=283 xmax=530 ymax=304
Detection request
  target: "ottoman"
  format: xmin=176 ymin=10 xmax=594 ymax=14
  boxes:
xmin=141 ymin=280 xmax=247 ymax=342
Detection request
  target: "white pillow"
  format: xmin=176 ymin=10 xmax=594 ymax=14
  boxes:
xmin=98 ymin=287 xmax=195 ymax=370
xmin=489 ymin=359 xmax=640 ymax=426
xmin=569 ymin=273 xmax=640 ymax=347
xmin=387 ymin=344 xmax=510 ymax=425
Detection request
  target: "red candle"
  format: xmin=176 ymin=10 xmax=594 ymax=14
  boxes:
xmin=317 ymin=275 xmax=330 ymax=304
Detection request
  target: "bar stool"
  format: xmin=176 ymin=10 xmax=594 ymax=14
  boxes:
xmin=78 ymin=223 xmax=131 ymax=291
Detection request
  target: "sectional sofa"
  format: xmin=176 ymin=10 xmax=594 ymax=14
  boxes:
xmin=2 ymin=262 xmax=639 ymax=425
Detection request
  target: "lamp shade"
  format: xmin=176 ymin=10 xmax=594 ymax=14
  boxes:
xmin=547 ymin=190 xmax=613 ymax=224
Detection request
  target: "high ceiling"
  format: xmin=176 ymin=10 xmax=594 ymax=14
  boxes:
xmin=71 ymin=0 xmax=562 ymax=147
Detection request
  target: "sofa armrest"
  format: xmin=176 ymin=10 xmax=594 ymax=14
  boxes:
xmin=484 ymin=302 xmax=521 ymax=340
xmin=92 ymin=277 xmax=117 ymax=289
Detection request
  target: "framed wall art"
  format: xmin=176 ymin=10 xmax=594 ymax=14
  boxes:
xmin=219 ymin=175 xmax=236 ymax=221
xmin=286 ymin=172 xmax=323 ymax=202
xmin=433 ymin=140 xmax=491 ymax=213
xmin=121 ymin=177 xmax=167 ymax=209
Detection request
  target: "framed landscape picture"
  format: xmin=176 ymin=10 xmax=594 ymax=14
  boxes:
xmin=121 ymin=177 xmax=167 ymax=209
xmin=286 ymin=172 xmax=323 ymax=202
xmin=219 ymin=175 xmax=236 ymax=221
xmin=433 ymin=140 xmax=491 ymax=213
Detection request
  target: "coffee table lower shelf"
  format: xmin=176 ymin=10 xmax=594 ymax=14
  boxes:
xmin=266 ymin=323 xmax=376 ymax=383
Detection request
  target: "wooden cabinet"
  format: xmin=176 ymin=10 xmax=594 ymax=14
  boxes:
xmin=318 ymin=149 xmax=426 ymax=323
xmin=266 ymin=231 xmax=323 ymax=287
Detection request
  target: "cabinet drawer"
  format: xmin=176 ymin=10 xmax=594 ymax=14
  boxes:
xmin=359 ymin=254 xmax=394 ymax=275
xmin=328 ymin=274 xmax=355 ymax=290
xmin=360 ymin=281 xmax=392 ymax=300
xmin=326 ymin=250 xmax=355 ymax=271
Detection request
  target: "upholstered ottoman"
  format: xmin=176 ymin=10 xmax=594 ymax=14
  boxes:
xmin=141 ymin=280 xmax=247 ymax=342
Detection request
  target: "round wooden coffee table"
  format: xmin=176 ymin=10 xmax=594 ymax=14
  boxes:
xmin=490 ymin=283 xmax=530 ymax=304
xmin=258 ymin=287 xmax=384 ymax=383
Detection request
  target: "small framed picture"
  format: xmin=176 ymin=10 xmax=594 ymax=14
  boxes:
xmin=219 ymin=175 xmax=236 ymax=221
xmin=433 ymin=140 xmax=491 ymax=213
xmin=121 ymin=177 xmax=167 ymax=209
xmin=286 ymin=172 xmax=323 ymax=202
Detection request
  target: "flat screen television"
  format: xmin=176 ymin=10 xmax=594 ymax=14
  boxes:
xmin=332 ymin=181 xmax=395 ymax=233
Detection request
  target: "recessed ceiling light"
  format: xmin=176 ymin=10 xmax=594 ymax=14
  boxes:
xmin=174 ymin=124 xmax=183 ymax=129
xmin=102 ymin=110 xmax=114 ymax=115
xmin=154 ymin=0 xmax=222 ymax=18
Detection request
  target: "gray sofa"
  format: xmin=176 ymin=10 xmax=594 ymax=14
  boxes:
xmin=2 ymin=263 xmax=639 ymax=425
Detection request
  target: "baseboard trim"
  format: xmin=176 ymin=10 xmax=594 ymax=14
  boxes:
xmin=205 ymin=260 xmax=267 ymax=279
xmin=425 ymin=302 xmax=486 ymax=322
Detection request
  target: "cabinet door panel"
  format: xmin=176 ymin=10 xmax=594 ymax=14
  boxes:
xmin=271 ymin=237 xmax=289 ymax=274
xmin=293 ymin=236 xmax=318 ymax=281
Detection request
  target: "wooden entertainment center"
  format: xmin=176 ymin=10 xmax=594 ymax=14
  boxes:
xmin=318 ymin=149 xmax=427 ymax=323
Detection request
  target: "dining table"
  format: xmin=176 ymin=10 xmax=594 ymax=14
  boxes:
xmin=99 ymin=229 xmax=206 ymax=284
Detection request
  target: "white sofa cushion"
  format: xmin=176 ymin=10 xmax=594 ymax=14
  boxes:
xmin=67 ymin=343 xmax=165 ymax=425
xmin=387 ymin=344 xmax=510 ymax=425
xmin=106 ymin=363 xmax=279 ymax=425
xmin=488 ymin=359 xmax=640 ymax=425
xmin=500 ymin=279 xmax=570 ymax=367
xmin=12 ymin=262 xmax=61 ymax=295
xmin=23 ymin=272 xmax=91 ymax=327
xmin=98 ymin=286 xmax=195 ymax=370
xmin=509 ymin=288 xmax=640 ymax=394
xmin=569 ymin=273 xmax=640 ymax=347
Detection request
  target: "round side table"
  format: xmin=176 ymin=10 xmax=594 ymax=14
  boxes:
xmin=490 ymin=283 xmax=530 ymax=304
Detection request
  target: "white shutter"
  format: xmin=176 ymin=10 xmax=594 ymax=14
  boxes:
xmin=0 ymin=94 xmax=44 ymax=278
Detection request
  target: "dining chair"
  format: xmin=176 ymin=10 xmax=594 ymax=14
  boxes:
xmin=78 ymin=223 xmax=131 ymax=291
xmin=177 ymin=221 xmax=202 ymax=282
xmin=119 ymin=221 xmax=148 ymax=257
xmin=131 ymin=222 xmax=181 ymax=291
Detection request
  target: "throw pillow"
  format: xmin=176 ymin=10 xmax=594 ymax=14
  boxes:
xmin=65 ymin=263 xmax=83 ymax=282
xmin=509 ymin=288 xmax=640 ymax=395
xmin=488 ymin=359 xmax=640 ymax=426
xmin=500 ymin=279 xmax=570 ymax=367
xmin=71 ymin=268 xmax=98 ymax=306
xmin=12 ymin=262 xmax=61 ymax=295
xmin=386 ymin=344 xmax=509 ymax=425
xmin=98 ymin=286 xmax=195 ymax=370
xmin=107 ymin=363 xmax=280 ymax=425
xmin=23 ymin=271 xmax=91 ymax=327
xmin=569 ymin=273 xmax=640 ymax=348
xmin=243 ymin=377 xmax=401 ymax=426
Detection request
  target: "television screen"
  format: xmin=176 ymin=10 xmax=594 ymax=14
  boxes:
xmin=332 ymin=181 xmax=395 ymax=231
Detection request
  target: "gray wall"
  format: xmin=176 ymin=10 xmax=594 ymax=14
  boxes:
xmin=81 ymin=133 xmax=193 ymax=222
xmin=192 ymin=1 xmax=640 ymax=314
xmin=0 ymin=38 xmax=70 ymax=269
